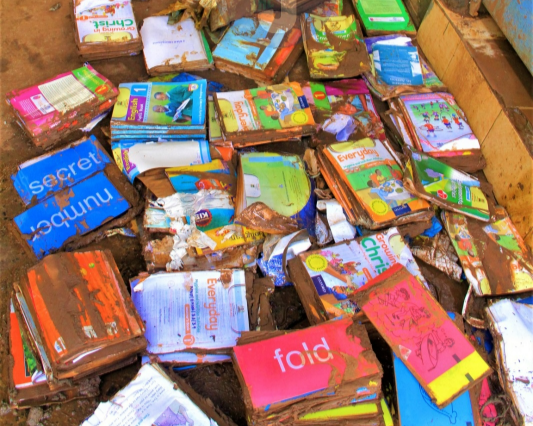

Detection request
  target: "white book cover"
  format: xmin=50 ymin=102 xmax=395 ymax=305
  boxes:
xmin=141 ymin=17 xmax=209 ymax=70
xmin=131 ymin=270 xmax=249 ymax=354
xmin=82 ymin=363 xmax=219 ymax=426
xmin=75 ymin=1 xmax=140 ymax=44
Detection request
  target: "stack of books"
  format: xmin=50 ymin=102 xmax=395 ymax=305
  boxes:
xmin=110 ymin=80 xmax=208 ymax=142
xmin=5 ymin=65 xmax=118 ymax=148
xmin=73 ymin=0 xmax=143 ymax=60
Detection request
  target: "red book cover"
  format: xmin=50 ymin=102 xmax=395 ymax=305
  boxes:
xmin=233 ymin=317 xmax=381 ymax=410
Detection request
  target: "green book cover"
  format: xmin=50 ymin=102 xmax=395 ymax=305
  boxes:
xmin=409 ymin=151 xmax=490 ymax=221
xmin=355 ymin=0 xmax=415 ymax=33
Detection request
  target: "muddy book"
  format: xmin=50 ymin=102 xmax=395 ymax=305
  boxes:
xmin=73 ymin=0 xmax=142 ymax=60
xmin=353 ymin=0 xmax=416 ymax=36
xmin=486 ymin=300 xmax=533 ymax=426
xmin=289 ymin=227 xmax=427 ymax=324
xmin=352 ymin=264 xmax=491 ymax=408
xmin=13 ymin=250 xmax=146 ymax=382
xmin=403 ymin=148 xmax=492 ymax=221
xmin=5 ymin=64 xmax=118 ymax=148
xmin=140 ymin=17 xmax=213 ymax=76
xmin=213 ymin=11 xmax=304 ymax=85
xmin=393 ymin=92 xmax=484 ymax=171
xmin=442 ymin=211 xmax=533 ymax=296
xmin=302 ymin=79 xmax=386 ymax=146
xmin=9 ymin=300 xmax=100 ymax=408
xmin=209 ymin=0 xmax=257 ymax=31
xmin=111 ymin=80 xmax=207 ymax=141
xmin=362 ymin=35 xmax=446 ymax=102
xmin=232 ymin=317 xmax=383 ymax=424
xmin=130 ymin=270 xmax=249 ymax=356
xmin=235 ymin=152 xmax=316 ymax=234
xmin=82 ymin=363 xmax=237 ymax=426
xmin=301 ymin=13 xmax=370 ymax=79
xmin=317 ymin=137 xmax=432 ymax=229
xmin=11 ymin=136 xmax=141 ymax=259
xmin=213 ymin=82 xmax=316 ymax=146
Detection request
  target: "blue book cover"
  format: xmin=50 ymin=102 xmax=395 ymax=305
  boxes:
xmin=373 ymin=44 xmax=423 ymax=86
xmin=12 ymin=136 xmax=111 ymax=205
xmin=393 ymin=352 xmax=476 ymax=426
xmin=213 ymin=12 xmax=287 ymax=71
xmin=111 ymin=81 xmax=207 ymax=127
xmin=14 ymin=172 xmax=130 ymax=259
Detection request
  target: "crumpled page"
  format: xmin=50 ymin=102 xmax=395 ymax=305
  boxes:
xmin=156 ymin=0 xmax=217 ymax=29
xmin=411 ymin=232 xmax=463 ymax=282
xmin=316 ymin=199 xmax=356 ymax=243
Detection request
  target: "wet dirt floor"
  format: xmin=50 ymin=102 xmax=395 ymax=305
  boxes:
xmin=0 ymin=1 xmax=509 ymax=425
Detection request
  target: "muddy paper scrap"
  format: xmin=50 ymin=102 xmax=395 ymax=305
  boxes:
xmin=131 ymin=270 xmax=249 ymax=354
xmin=317 ymin=199 xmax=355 ymax=243
xmin=353 ymin=263 xmax=491 ymax=408
xmin=82 ymin=363 xmax=222 ymax=426
xmin=486 ymin=299 xmax=533 ymax=425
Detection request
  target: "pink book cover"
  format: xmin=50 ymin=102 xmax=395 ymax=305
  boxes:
xmin=353 ymin=263 xmax=491 ymax=408
xmin=5 ymin=64 xmax=117 ymax=137
xmin=233 ymin=317 xmax=382 ymax=410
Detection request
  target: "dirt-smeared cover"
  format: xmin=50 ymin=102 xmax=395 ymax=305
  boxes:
xmin=403 ymin=147 xmax=494 ymax=222
xmin=5 ymin=64 xmax=118 ymax=148
xmin=213 ymin=82 xmax=316 ymax=146
xmin=301 ymin=13 xmax=370 ymax=80
xmin=442 ymin=211 xmax=533 ymax=296
xmin=317 ymin=138 xmax=433 ymax=230
xmin=301 ymin=79 xmax=386 ymax=146
xmin=82 ymin=363 xmax=237 ymax=426
xmin=289 ymin=227 xmax=426 ymax=324
xmin=232 ymin=316 xmax=383 ymax=424
xmin=213 ymin=11 xmax=304 ymax=86
xmin=352 ymin=264 xmax=491 ymax=408
xmin=389 ymin=92 xmax=485 ymax=172
xmin=13 ymin=250 xmax=146 ymax=383
xmin=73 ymin=0 xmax=143 ymax=61
xmin=11 ymin=136 xmax=141 ymax=259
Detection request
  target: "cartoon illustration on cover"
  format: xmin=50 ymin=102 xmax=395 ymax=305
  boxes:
xmin=217 ymin=84 xmax=312 ymax=133
xmin=402 ymin=93 xmax=480 ymax=152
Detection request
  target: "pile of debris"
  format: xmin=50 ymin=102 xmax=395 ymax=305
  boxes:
xmin=4 ymin=0 xmax=532 ymax=425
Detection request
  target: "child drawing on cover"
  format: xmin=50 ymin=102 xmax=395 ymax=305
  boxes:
xmin=420 ymin=122 xmax=440 ymax=138
xmin=153 ymin=88 xmax=194 ymax=122
xmin=422 ymin=112 xmax=430 ymax=123
xmin=369 ymin=169 xmax=387 ymax=186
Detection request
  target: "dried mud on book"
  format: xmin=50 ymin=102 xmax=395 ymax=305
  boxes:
xmin=213 ymin=82 xmax=316 ymax=147
xmin=13 ymin=250 xmax=146 ymax=384
xmin=213 ymin=11 xmax=304 ymax=85
xmin=73 ymin=0 xmax=142 ymax=60
xmin=317 ymin=137 xmax=433 ymax=230
xmin=232 ymin=317 xmax=385 ymax=425
xmin=5 ymin=65 xmax=118 ymax=148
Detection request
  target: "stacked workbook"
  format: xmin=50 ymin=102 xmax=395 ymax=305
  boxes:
xmin=5 ymin=65 xmax=118 ymax=148
xmin=232 ymin=317 xmax=386 ymax=425
xmin=110 ymin=80 xmax=208 ymax=141
xmin=316 ymin=137 xmax=433 ymax=229
xmin=11 ymin=250 xmax=146 ymax=404
xmin=73 ymin=0 xmax=143 ymax=60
